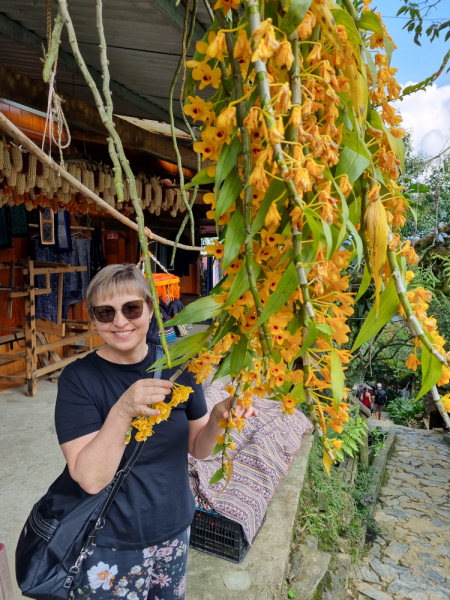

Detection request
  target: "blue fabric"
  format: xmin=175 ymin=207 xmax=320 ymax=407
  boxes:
xmin=35 ymin=238 xmax=91 ymax=323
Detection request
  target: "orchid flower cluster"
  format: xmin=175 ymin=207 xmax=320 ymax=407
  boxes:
xmin=127 ymin=382 xmax=194 ymax=443
xmin=163 ymin=0 xmax=450 ymax=479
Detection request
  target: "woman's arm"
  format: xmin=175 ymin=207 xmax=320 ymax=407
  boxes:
xmin=188 ymin=398 xmax=257 ymax=459
xmin=61 ymin=378 xmax=172 ymax=494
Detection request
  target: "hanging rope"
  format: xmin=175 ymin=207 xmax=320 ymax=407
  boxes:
xmin=42 ymin=0 xmax=71 ymax=169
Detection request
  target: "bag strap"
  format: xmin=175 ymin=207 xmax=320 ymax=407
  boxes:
xmin=153 ymin=345 xmax=164 ymax=379
xmin=64 ymin=346 xmax=166 ymax=589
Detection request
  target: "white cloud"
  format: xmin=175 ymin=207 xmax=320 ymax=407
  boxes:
xmin=393 ymin=83 xmax=450 ymax=157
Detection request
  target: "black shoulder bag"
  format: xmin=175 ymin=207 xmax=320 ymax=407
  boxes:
xmin=16 ymin=348 xmax=164 ymax=600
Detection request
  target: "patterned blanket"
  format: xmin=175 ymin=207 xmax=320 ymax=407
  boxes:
xmin=188 ymin=380 xmax=313 ymax=544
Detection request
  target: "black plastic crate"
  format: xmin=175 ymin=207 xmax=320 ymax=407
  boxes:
xmin=189 ymin=508 xmax=265 ymax=563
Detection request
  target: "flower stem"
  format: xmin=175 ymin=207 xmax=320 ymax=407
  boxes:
xmin=58 ymin=0 xmax=171 ymax=364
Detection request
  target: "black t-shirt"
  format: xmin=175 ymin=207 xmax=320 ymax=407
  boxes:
xmin=54 ymin=344 xmax=207 ymax=549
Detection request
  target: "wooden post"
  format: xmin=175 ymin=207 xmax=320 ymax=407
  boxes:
xmin=6 ymin=260 xmax=15 ymax=320
xmin=57 ymin=261 xmax=64 ymax=325
xmin=25 ymin=259 xmax=37 ymax=397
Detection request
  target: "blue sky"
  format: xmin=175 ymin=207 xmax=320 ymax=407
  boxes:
xmin=374 ymin=0 xmax=450 ymax=86
xmin=370 ymin=0 xmax=450 ymax=156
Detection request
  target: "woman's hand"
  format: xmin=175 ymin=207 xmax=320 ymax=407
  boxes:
xmin=211 ymin=396 xmax=258 ymax=427
xmin=116 ymin=379 xmax=173 ymax=422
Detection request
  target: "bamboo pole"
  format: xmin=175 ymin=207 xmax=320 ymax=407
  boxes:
xmin=215 ymin=8 xmax=273 ymax=360
xmin=58 ymin=0 xmax=175 ymax=360
xmin=246 ymin=0 xmax=303 ymax=210
xmin=285 ymin=29 xmax=335 ymax=461
xmin=167 ymin=0 xmax=197 ymax=246
xmin=0 ymin=112 xmax=202 ymax=252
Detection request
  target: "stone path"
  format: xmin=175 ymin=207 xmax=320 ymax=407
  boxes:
xmin=349 ymin=426 xmax=450 ymax=600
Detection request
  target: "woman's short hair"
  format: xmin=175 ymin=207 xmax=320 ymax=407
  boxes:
xmin=86 ymin=264 xmax=153 ymax=316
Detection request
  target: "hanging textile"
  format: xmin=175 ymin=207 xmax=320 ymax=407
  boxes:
xmin=206 ymin=256 xmax=213 ymax=296
xmin=66 ymin=238 xmax=91 ymax=305
xmin=213 ymin=259 xmax=222 ymax=287
xmin=34 ymin=239 xmax=91 ymax=323
xmin=170 ymin=233 xmax=195 ymax=277
xmin=0 ymin=207 xmax=12 ymax=250
xmin=56 ymin=207 xmax=72 ymax=251
xmin=9 ymin=204 xmax=28 ymax=238
xmin=90 ymin=227 xmax=107 ymax=280
xmin=39 ymin=206 xmax=55 ymax=245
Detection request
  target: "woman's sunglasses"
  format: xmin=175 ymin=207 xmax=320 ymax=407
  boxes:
xmin=92 ymin=299 xmax=145 ymax=324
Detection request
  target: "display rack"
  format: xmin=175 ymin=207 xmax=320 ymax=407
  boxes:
xmin=0 ymin=259 xmax=100 ymax=396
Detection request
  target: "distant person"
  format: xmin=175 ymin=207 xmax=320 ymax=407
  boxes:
xmin=372 ymin=383 xmax=387 ymax=420
xmin=356 ymin=384 xmax=364 ymax=401
xmin=361 ymin=386 xmax=372 ymax=411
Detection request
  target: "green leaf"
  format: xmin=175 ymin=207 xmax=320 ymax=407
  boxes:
xmin=321 ymin=219 xmax=333 ymax=259
xmin=409 ymin=205 xmax=418 ymax=227
xmin=347 ymin=220 xmax=363 ymax=270
xmin=335 ymin=146 xmax=370 ymax=183
xmin=209 ymin=315 xmax=236 ymax=347
xmin=209 ymin=467 xmax=224 ymax=485
xmin=147 ymin=330 xmax=210 ymax=372
xmin=408 ymin=183 xmax=429 ymax=193
xmin=330 ymin=348 xmax=344 ymax=411
xmin=212 ymin=353 xmax=232 ymax=381
xmin=182 ymin=167 xmax=215 ymax=190
xmin=280 ymin=0 xmax=313 ymax=35
xmin=317 ymin=323 xmax=333 ymax=335
xmin=230 ymin=332 xmax=247 ymax=379
xmin=383 ymin=32 xmax=394 ymax=66
xmin=216 ymin=168 xmax=243 ymax=222
xmin=223 ymin=205 xmax=245 ymax=271
xmin=305 ymin=209 xmax=322 ymax=263
xmin=296 ymin=322 xmax=318 ymax=357
xmin=341 ymin=127 xmax=371 ymax=160
xmin=356 ymin=11 xmax=383 ymax=35
xmin=212 ymin=443 xmax=224 ymax=456
xmin=355 ymin=263 xmax=371 ymax=302
xmin=248 ymin=178 xmax=287 ymax=241
xmin=364 ymin=47 xmax=377 ymax=85
xmin=215 ymin=135 xmax=242 ymax=189
xmin=351 ymin=278 xmax=400 ymax=351
xmin=254 ymin=262 xmax=298 ymax=329
xmin=224 ymin=261 xmax=261 ymax=308
xmin=331 ymin=8 xmax=363 ymax=46
xmin=169 ymin=296 xmax=223 ymax=326
xmin=290 ymin=383 xmax=306 ymax=404
xmin=416 ymin=345 xmax=442 ymax=401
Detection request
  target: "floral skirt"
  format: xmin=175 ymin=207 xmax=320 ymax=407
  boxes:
xmin=72 ymin=527 xmax=189 ymax=600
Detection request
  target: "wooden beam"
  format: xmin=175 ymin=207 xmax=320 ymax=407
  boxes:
xmin=0 ymin=352 xmax=25 ymax=360
xmin=36 ymin=330 xmax=95 ymax=354
xmin=36 ymin=318 xmax=66 ymax=337
xmin=0 ymin=13 xmax=186 ymax=129
xmin=0 ymin=374 xmax=26 ymax=383
xmin=35 ymin=348 xmax=99 ymax=377
xmin=0 ymin=111 xmax=203 ymax=251
xmin=0 ymin=66 xmax=199 ymax=171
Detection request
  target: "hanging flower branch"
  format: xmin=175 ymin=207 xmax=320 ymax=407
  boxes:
xmin=172 ymin=0 xmax=450 ymax=478
xmin=41 ymin=0 xmax=450 ymax=464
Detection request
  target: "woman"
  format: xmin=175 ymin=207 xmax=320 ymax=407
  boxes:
xmin=361 ymin=386 xmax=372 ymax=411
xmin=55 ymin=264 xmax=255 ymax=600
